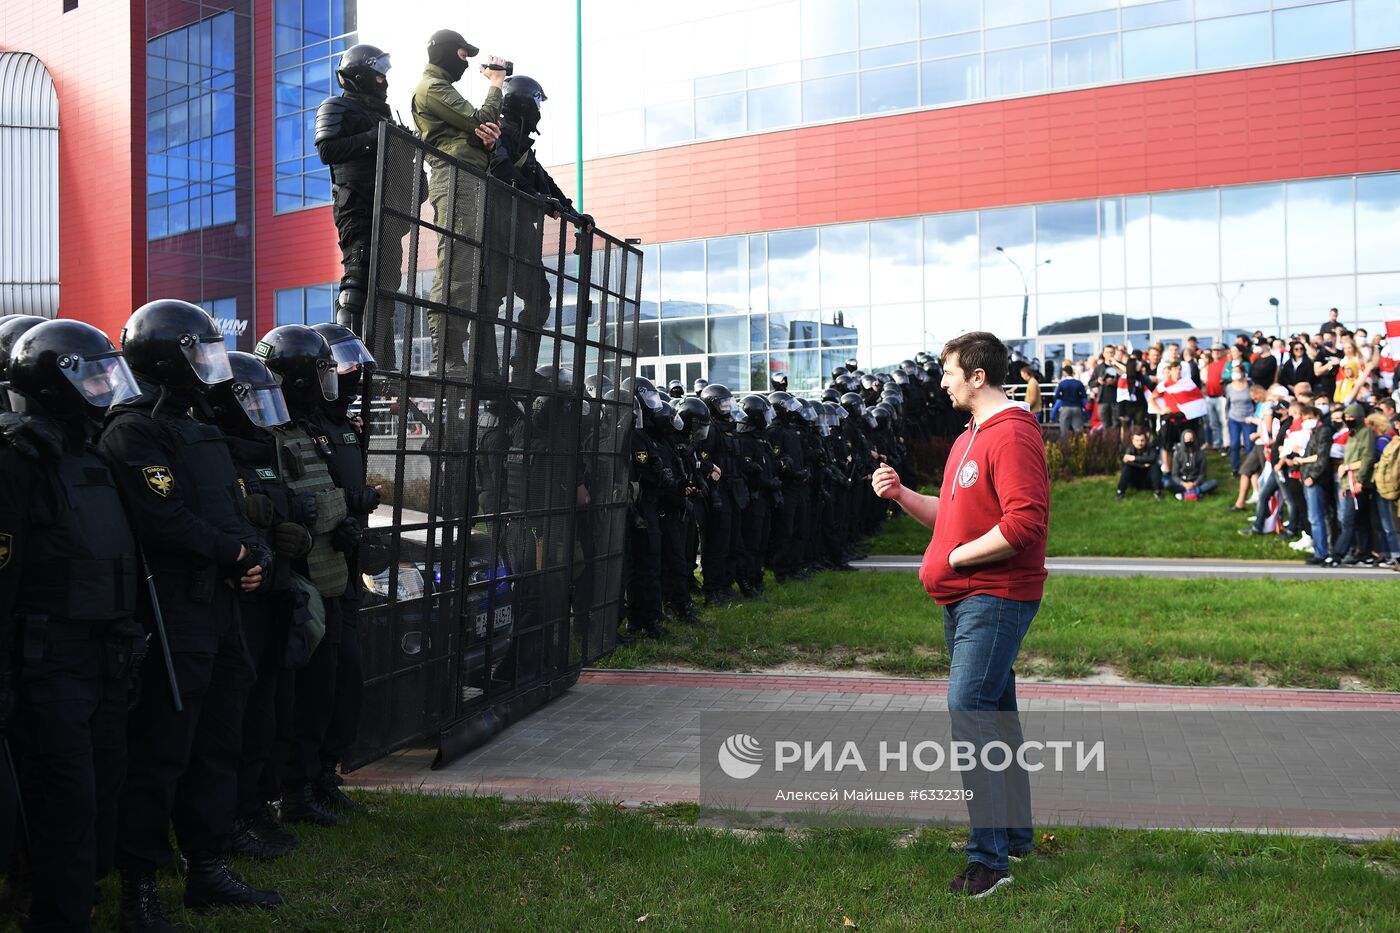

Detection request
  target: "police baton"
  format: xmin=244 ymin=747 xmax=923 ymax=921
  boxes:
xmin=0 ymin=736 xmax=28 ymax=857
xmin=138 ymin=550 xmax=183 ymax=713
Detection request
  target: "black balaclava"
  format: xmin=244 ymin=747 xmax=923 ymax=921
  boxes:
xmin=428 ymin=29 xmax=472 ymax=82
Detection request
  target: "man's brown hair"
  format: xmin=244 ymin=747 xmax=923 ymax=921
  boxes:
xmin=941 ymin=331 xmax=1009 ymax=386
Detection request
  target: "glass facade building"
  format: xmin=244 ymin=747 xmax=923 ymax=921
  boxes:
xmin=273 ymin=0 xmax=358 ymax=211
xmin=583 ymin=0 xmax=1400 ymax=162
xmin=637 ymin=172 xmax=1400 ymax=392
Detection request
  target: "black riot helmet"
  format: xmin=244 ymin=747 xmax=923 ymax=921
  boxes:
xmin=872 ymin=402 xmax=893 ymax=427
xmin=674 ymin=395 xmax=712 ymax=443
xmin=699 ymin=383 xmax=742 ymax=422
xmin=650 ymin=398 xmax=685 ymax=435
xmin=830 ymin=366 xmax=846 ymax=383
xmin=0 ymin=315 xmax=46 ymax=382
xmin=120 ymin=299 xmax=233 ymax=389
xmin=208 ymin=350 xmax=291 ymax=435
xmin=770 ymin=370 xmax=788 ymax=392
xmin=768 ymin=390 xmax=803 ymax=424
xmin=311 ymin=321 xmax=375 ymax=375
xmin=840 ymin=392 xmax=866 ymax=417
xmin=859 ymin=373 xmax=878 ymax=391
xmin=8 ymin=320 xmax=140 ymax=422
xmin=891 ymin=369 xmax=910 ymax=385
xmin=820 ymin=387 xmax=840 ymax=403
xmin=666 ymin=379 xmax=684 ymax=398
xmin=739 ymin=393 xmax=774 ymax=429
xmin=255 ymin=324 xmax=338 ymax=410
xmin=624 ymin=375 xmax=665 ymax=421
xmin=798 ymin=398 xmax=819 ymax=424
xmin=584 ymin=372 xmax=613 ymax=399
xmin=427 ymin=28 xmax=479 ymax=82
xmin=336 ymin=44 xmax=392 ymax=98
xmin=692 ymin=377 xmax=709 ymax=394
xmin=501 ymin=75 xmax=547 ymax=134
xmin=537 ymin=364 xmax=575 ymax=392
xmin=845 ymin=358 xmax=858 ymax=373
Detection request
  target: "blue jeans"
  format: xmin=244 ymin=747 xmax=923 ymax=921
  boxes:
xmin=1304 ymin=482 xmax=1330 ymax=558
xmin=943 ymin=594 xmax=1040 ymax=871
xmin=1334 ymin=487 xmax=1360 ymax=558
xmin=1373 ymin=495 xmax=1400 ymax=559
xmin=1227 ymin=419 xmax=1252 ymax=473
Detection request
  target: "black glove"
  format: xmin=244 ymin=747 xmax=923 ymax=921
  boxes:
xmin=331 ymin=516 xmax=362 ymax=553
xmin=345 ymin=484 xmax=380 ymax=514
xmin=291 ymin=492 xmax=318 ymax=528
xmin=573 ymin=211 xmax=595 ymax=230
xmin=0 ymin=412 xmax=64 ymax=461
xmin=242 ymin=493 xmax=275 ymax=528
xmin=234 ymin=544 xmax=273 ymax=587
xmin=273 ymin=522 xmax=313 ymax=558
xmin=0 ymin=658 xmax=15 ymax=734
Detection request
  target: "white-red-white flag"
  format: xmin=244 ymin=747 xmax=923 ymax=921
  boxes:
xmin=1157 ymin=375 xmax=1208 ymax=420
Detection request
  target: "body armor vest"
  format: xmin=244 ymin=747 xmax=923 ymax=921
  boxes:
xmin=276 ymin=424 xmax=348 ymax=596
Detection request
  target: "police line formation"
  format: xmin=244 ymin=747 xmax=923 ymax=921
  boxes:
xmin=0 ymin=32 xmax=967 ymax=933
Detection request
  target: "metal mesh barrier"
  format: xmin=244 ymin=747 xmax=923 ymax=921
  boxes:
xmin=348 ymin=124 xmax=639 ymax=769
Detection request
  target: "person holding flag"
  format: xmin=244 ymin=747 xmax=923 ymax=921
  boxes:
xmin=1151 ymin=360 xmax=1208 ymax=470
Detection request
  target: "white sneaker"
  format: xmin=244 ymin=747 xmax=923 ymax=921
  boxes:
xmin=1245 ymin=494 xmax=1259 ymax=505
xmin=1289 ymin=534 xmax=1313 ymax=552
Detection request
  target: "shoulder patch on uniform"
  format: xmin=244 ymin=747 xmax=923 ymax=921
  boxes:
xmin=634 ymin=450 xmax=649 ymax=463
xmin=143 ymin=466 xmax=175 ymax=497
xmin=253 ymin=342 xmax=272 ymax=359
xmin=341 ymin=431 xmax=358 ymax=446
xmin=0 ymin=532 xmax=11 ymax=571
xmin=256 ymin=466 xmax=278 ymax=481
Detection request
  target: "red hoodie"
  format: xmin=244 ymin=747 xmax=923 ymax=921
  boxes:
xmin=919 ymin=405 xmax=1049 ymax=605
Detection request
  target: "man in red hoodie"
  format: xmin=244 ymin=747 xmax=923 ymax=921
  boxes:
xmin=873 ymin=330 xmax=1049 ymax=898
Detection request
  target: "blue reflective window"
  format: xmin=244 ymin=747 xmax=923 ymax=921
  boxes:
xmin=861 ymin=43 xmax=919 ymax=68
xmin=273 ymin=0 xmax=355 ymax=212
xmin=198 ymin=297 xmax=242 ymax=350
xmin=859 ymin=0 xmax=918 ymax=48
xmin=920 ymin=0 xmax=981 ymax=36
xmin=986 ymin=45 xmax=1049 ymax=96
xmin=986 ymin=21 xmax=1049 ymax=51
xmin=803 ymin=53 xmax=860 ymax=79
xmin=921 ymin=54 xmax=981 ymax=106
xmin=985 ymin=0 xmax=1048 ymax=30
xmin=1356 ymin=0 xmax=1400 ymax=50
xmin=920 ymin=32 xmax=981 ymax=58
xmin=861 ymin=64 xmax=918 ymax=113
xmin=1196 ymin=13 xmax=1271 ymax=71
xmin=274 ymin=286 xmax=336 ymax=328
xmin=695 ymin=71 xmax=746 ymax=95
xmin=1122 ymin=1 xmax=1192 ymax=31
xmin=1052 ymin=33 xmax=1119 ymax=86
xmin=1122 ymin=22 xmax=1194 ymax=78
xmin=696 ymin=92 xmax=746 ymax=139
xmin=1052 ymin=9 xmax=1117 ymax=39
xmin=803 ymin=75 xmax=859 ymax=122
xmin=1196 ymin=0 xmax=1269 ymax=15
xmin=147 ymin=12 xmax=237 ymax=238
xmin=645 ymin=101 xmax=694 ymax=147
xmin=748 ymin=83 xmax=801 ymax=131
xmin=1273 ymin=1 xmax=1353 ymax=61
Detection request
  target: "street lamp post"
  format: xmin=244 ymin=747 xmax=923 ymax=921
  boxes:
xmin=1216 ymin=283 xmax=1244 ymax=332
xmin=995 ymin=246 xmax=1050 ymax=344
xmin=1269 ymin=297 xmax=1280 ymax=338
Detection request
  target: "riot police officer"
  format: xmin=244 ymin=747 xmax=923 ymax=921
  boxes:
xmin=100 ymin=299 xmax=279 ymax=927
xmin=0 ymin=320 xmax=144 ymax=931
xmin=670 ymin=397 xmax=713 ymax=619
xmin=202 ymin=351 xmax=309 ymax=861
xmin=0 ymin=315 xmax=44 ymax=413
xmin=315 ymin=44 xmax=407 ymax=355
xmin=309 ymin=322 xmax=381 ymax=812
xmin=654 ymin=400 xmax=700 ymax=626
xmin=734 ymin=395 xmax=781 ymax=597
xmin=769 ymin=371 xmax=788 ymax=393
xmin=765 ymin=392 xmax=809 ymax=583
xmin=623 ymin=378 xmax=673 ymax=637
xmin=256 ymin=326 xmax=360 ymax=830
xmin=487 ymin=75 xmax=592 ymax=382
xmin=696 ymin=385 xmax=747 ymax=605
xmin=666 ymin=379 xmax=685 ymax=400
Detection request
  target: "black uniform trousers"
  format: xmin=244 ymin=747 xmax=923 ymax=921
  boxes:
xmin=237 ymin=602 xmax=291 ymax=819
xmin=701 ymin=501 xmax=737 ymax=594
xmin=333 ymin=187 xmax=404 ymax=363
xmin=627 ymin=500 xmax=664 ymax=629
xmin=774 ymin=484 xmax=808 ymax=580
xmin=118 ymin=618 xmax=253 ymax=870
xmin=283 ymin=596 xmax=343 ymax=793
xmin=658 ymin=503 xmax=692 ymax=612
xmin=322 ymin=590 xmax=362 ymax=776
xmin=736 ymin=492 xmax=771 ymax=590
xmin=482 ymin=205 xmax=552 ymax=383
xmin=12 ymin=629 xmax=128 ymax=932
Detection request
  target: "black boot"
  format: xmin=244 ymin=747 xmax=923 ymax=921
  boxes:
xmin=253 ymin=804 xmax=300 ymax=850
xmin=315 ymin=770 xmax=359 ymax=813
xmin=181 ymin=853 xmax=282 ymax=911
xmin=119 ymin=869 xmax=177 ymax=933
xmin=279 ymin=784 xmax=338 ymax=827
xmin=230 ymin=817 xmax=290 ymax=862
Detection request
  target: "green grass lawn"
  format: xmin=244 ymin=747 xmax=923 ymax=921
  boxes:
xmin=599 ymin=572 xmax=1400 ymax=690
xmin=84 ymin=795 xmax=1400 ymax=932
xmin=864 ymin=476 xmax=1303 ymax=560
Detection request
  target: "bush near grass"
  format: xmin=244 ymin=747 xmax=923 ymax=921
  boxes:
xmin=97 ymin=795 xmax=1400 ymax=932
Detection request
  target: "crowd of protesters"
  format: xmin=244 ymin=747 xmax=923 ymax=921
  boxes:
xmin=1029 ymin=308 xmax=1400 ymax=568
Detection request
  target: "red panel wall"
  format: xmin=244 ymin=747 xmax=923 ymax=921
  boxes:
xmin=0 ymin=0 xmax=145 ymax=338
xmin=550 ymin=50 xmax=1400 ymax=246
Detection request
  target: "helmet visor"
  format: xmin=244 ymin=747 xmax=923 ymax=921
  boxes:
xmin=233 ymin=380 xmax=291 ymax=428
xmin=61 ymin=350 xmax=141 ymax=409
xmin=184 ymin=335 xmax=233 ymax=385
xmin=315 ymin=358 xmax=340 ymax=401
xmin=327 ymin=336 xmax=376 ymax=375
xmin=638 ymin=386 xmax=663 ymax=412
xmin=716 ymin=397 xmax=736 ymax=418
xmin=370 ymin=52 xmax=392 ymax=74
xmin=692 ymin=423 xmax=711 ymax=443
xmin=670 ymin=411 xmax=685 ymax=431
xmin=765 ymin=408 xmax=776 ymax=427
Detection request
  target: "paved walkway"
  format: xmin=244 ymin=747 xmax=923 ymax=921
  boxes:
xmin=349 ymin=669 xmax=1400 ymax=837
xmin=855 ymin=555 xmax=1400 ymax=580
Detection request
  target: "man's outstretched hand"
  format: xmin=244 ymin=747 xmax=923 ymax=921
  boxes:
xmin=872 ymin=463 xmax=903 ymax=500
